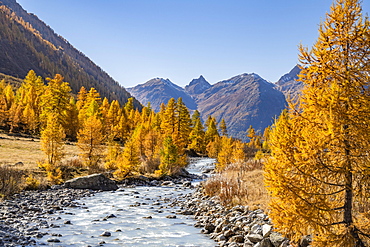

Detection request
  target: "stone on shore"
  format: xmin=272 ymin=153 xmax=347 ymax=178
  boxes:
xmin=64 ymin=174 xmax=118 ymax=191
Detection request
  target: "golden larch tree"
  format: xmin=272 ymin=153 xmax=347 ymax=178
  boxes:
xmin=77 ymin=114 xmax=105 ymax=170
xmin=265 ymin=0 xmax=370 ymax=246
xmin=40 ymin=113 xmax=65 ymax=184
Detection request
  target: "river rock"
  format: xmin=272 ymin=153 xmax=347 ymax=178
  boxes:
xmin=64 ymin=174 xmax=118 ymax=191
xmin=262 ymin=224 xmax=272 ymax=237
xmin=47 ymin=238 xmax=61 ymax=243
xmin=269 ymin=232 xmax=286 ymax=247
xmin=300 ymin=235 xmax=312 ymax=247
xmin=246 ymin=233 xmax=263 ymax=243
xmin=100 ymin=231 xmax=111 ymax=237
xmin=260 ymin=238 xmax=274 ymax=247
xmin=228 ymin=234 xmax=244 ymax=243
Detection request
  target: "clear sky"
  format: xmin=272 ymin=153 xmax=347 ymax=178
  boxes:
xmin=16 ymin=0 xmax=370 ymax=88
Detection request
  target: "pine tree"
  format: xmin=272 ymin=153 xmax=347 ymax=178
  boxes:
xmin=265 ymin=1 xmax=370 ymax=246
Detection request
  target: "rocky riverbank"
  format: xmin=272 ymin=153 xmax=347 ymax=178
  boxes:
xmin=171 ymin=186 xmax=296 ymax=247
xmin=0 ymin=187 xmax=96 ymax=246
xmin=0 ymin=171 xmax=203 ymax=247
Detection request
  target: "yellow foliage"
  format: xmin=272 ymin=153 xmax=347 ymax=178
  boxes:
xmin=77 ymin=115 xmax=104 ymax=169
xmin=46 ymin=167 xmax=63 ymax=185
xmin=265 ymin=1 xmax=370 ymax=245
xmin=24 ymin=174 xmax=40 ymax=190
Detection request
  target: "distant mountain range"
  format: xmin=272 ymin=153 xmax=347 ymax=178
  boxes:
xmin=0 ymin=0 xmax=141 ymax=108
xmin=0 ymin=0 xmax=304 ymax=141
xmin=128 ymin=78 xmax=197 ymax=112
xmin=129 ymin=66 xmax=302 ymax=140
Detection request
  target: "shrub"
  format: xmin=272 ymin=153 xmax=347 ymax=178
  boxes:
xmin=0 ymin=165 xmax=23 ymax=198
xmin=24 ymin=174 xmax=40 ymax=190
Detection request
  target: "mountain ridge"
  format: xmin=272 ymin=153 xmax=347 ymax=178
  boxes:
xmin=0 ymin=0 xmax=141 ymax=108
xmin=127 ymin=78 xmax=198 ymax=112
xmin=127 ymin=67 xmax=301 ymax=141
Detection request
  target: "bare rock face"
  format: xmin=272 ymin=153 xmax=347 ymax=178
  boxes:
xmin=64 ymin=174 xmax=118 ymax=191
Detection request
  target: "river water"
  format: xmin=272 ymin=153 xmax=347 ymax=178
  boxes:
xmin=38 ymin=158 xmax=216 ymax=247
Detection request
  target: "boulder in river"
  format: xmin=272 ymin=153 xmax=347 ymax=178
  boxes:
xmin=63 ymin=174 xmax=118 ymax=191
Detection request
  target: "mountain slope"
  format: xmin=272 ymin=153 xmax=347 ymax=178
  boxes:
xmin=196 ymin=74 xmax=286 ymax=140
xmin=276 ymin=65 xmax=303 ymax=100
xmin=127 ymin=78 xmax=197 ymax=112
xmin=0 ymin=0 xmax=141 ymax=108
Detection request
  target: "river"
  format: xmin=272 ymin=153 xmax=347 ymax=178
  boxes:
xmin=38 ymin=158 xmax=216 ymax=247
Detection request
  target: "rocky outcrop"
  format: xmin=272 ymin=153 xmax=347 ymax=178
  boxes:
xmin=63 ymin=174 xmax=118 ymax=191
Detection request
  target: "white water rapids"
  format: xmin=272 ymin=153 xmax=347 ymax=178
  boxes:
xmin=38 ymin=158 xmax=216 ymax=247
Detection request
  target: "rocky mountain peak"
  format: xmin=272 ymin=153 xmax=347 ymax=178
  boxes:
xmin=185 ymin=75 xmax=211 ymax=96
xmin=127 ymin=78 xmax=197 ymax=112
xmin=276 ymin=65 xmax=303 ymax=100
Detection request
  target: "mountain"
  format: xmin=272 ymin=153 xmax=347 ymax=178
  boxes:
xmin=184 ymin=75 xmax=211 ymax=98
xmin=196 ymin=73 xmax=286 ymax=140
xmin=276 ymin=65 xmax=303 ymax=100
xmin=127 ymin=78 xmax=198 ymax=112
xmin=0 ymin=0 xmax=141 ymax=108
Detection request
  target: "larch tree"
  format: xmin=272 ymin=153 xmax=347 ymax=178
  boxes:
xmin=158 ymin=136 xmax=179 ymax=176
xmin=160 ymin=98 xmax=177 ymax=137
xmin=174 ymin=98 xmax=191 ymax=166
xmin=188 ymin=117 xmax=206 ymax=154
xmin=114 ymin=136 xmax=140 ymax=179
xmin=77 ymin=114 xmax=105 ymax=170
xmin=40 ymin=74 xmax=72 ymax=131
xmin=204 ymin=117 xmax=219 ymax=146
xmin=219 ymin=118 xmax=228 ymax=136
xmin=40 ymin=113 xmax=65 ymax=181
xmin=264 ymin=0 xmax=370 ymax=246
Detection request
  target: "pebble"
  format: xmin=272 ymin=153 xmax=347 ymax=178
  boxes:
xmin=0 ymin=188 xmax=95 ymax=246
xmin=169 ymin=186 xmax=292 ymax=247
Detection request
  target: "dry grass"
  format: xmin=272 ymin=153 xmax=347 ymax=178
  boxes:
xmin=203 ymin=160 xmax=269 ymax=211
xmin=0 ymin=132 xmax=80 ymax=171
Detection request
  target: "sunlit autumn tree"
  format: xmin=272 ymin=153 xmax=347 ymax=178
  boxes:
xmin=40 ymin=113 xmax=65 ymax=184
xmin=157 ymin=136 xmax=179 ymax=176
xmin=114 ymin=136 xmax=140 ymax=179
xmin=77 ymin=114 xmax=105 ymax=170
xmin=265 ymin=0 xmax=370 ymax=246
xmin=40 ymin=74 xmax=72 ymax=133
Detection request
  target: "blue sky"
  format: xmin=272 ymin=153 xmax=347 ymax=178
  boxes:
xmin=16 ymin=0 xmax=370 ymax=88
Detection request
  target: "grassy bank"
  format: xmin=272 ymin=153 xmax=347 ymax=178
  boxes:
xmin=203 ymin=160 xmax=269 ymax=211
